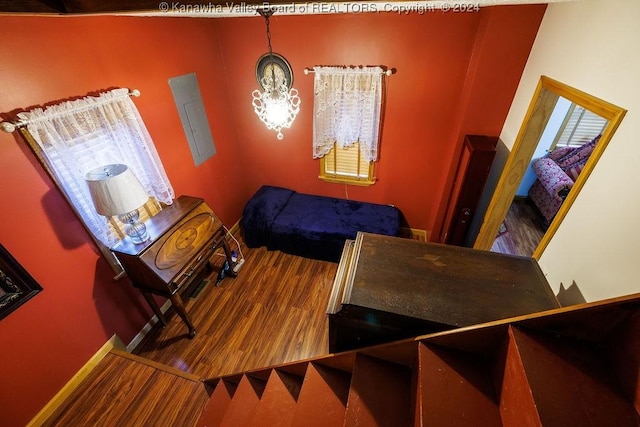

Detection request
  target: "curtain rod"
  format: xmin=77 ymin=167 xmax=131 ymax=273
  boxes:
xmin=0 ymin=89 xmax=140 ymax=133
xmin=304 ymin=68 xmax=393 ymax=76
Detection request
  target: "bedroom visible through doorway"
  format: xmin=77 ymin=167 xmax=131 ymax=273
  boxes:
xmin=491 ymin=96 xmax=608 ymax=257
xmin=473 ymin=76 xmax=626 ymax=259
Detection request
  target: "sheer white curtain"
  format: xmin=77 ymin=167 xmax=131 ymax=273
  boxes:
xmin=313 ymin=66 xmax=384 ymax=162
xmin=19 ymin=88 xmax=174 ymax=247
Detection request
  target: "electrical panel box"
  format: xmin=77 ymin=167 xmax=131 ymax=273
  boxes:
xmin=168 ymin=73 xmax=216 ymax=166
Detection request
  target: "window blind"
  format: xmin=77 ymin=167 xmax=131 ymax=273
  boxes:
xmin=553 ymin=104 xmax=608 ymax=148
xmin=323 ymin=142 xmax=369 ymax=179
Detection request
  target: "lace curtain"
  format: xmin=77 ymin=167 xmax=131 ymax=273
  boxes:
xmin=19 ymin=88 xmax=174 ymax=247
xmin=313 ymin=66 xmax=384 ymax=162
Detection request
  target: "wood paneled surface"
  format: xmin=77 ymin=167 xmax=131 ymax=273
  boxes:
xmin=133 ymin=238 xmax=337 ymax=379
xmin=43 ymin=352 xmax=209 ymax=426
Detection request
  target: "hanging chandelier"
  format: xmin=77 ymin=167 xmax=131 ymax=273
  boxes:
xmin=251 ymin=9 xmax=300 ymax=140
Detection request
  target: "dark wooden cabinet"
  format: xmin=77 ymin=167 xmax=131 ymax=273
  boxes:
xmin=328 ymin=232 xmax=559 ymax=352
xmin=441 ymin=134 xmax=497 ymax=246
xmin=111 ymin=195 xmax=236 ymax=338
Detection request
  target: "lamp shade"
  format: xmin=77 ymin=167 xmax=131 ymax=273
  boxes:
xmin=86 ymin=164 xmax=149 ymax=216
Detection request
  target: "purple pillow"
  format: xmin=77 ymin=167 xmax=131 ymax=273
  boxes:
xmin=547 ymin=146 xmax=574 ymax=162
xmin=556 ymin=135 xmax=601 ymax=168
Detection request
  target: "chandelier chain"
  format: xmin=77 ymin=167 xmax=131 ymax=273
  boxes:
xmin=264 ymin=14 xmax=277 ymax=86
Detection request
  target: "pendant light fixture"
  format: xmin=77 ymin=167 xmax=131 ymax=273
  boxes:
xmin=251 ymin=8 xmax=300 ymax=140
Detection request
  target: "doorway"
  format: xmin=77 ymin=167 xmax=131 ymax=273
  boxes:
xmin=473 ymin=76 xmax=626 ymax=259
xmin=492 ymin=96 xmax=608 ymax=257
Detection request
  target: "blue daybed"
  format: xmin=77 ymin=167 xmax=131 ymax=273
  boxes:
xmin=242 ymin=185 xmax=402 ymax=262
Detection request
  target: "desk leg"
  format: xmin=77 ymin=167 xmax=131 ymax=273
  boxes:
xmin=141 ymin=292 xmax=167 ymax=327
xmin=170 ymin=294 xmax=196 ymax=338
xmin=221 ymin=236 xmax=238 ymax=278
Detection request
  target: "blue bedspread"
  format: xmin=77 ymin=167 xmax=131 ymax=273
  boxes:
xmin=242 ymin=185 xmax=401 ymax=262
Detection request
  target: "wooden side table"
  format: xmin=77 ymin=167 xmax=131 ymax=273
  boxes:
xmin=111 ymin=195 xmax=237 ymax=338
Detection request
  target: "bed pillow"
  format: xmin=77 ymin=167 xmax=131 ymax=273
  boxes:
xmin=556 ymin=135 xmax=601 ymax=169
xmin=547 ymin=146 xmax=575 ymax=162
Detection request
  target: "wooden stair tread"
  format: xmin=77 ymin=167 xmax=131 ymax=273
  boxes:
xmin=292 ymin=363 xmax=351 ymax=427
xmin=510 ymin=326 xmax=640 ymax=426
xmin=416 ymin=343 xmax=502 ymax=427
xmin=344 ymin=354 xmax=412 ymax=426
xmin=250 ymin=370 xmax=303 ymax=427
xmin=45 ymin=352 xmax=209 ymax=426
xmin=219 ymin=374 xmax=265 ymax=427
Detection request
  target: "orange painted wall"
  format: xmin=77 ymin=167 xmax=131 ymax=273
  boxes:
xmin=0 ymin=6 xmax=544 ymax=426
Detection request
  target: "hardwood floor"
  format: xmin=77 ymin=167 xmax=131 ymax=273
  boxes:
xmin=491 ymin=198 xmax=546 ymax=257
xmin=133 ymin=237 xmax=338 ymax=380
xmin=132 ymin=203 xmax=545 ymax=381
xmin=44 ymin=351 xmax=210 ymax=426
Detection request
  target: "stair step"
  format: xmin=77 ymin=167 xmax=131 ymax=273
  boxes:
xmin=361 ymin=340 xmax=419 ymax=368
xmin=493 ymin=326 xmax=541 ymax=426
xmin=502 ymin=325 xmax=639 ymax=426
xmin=219 ymin=374 xmax=266 ymax=427
xmin=292 ymin=363 xmax=351 ymax=427
xmin=344 ymin=354 xmax=412 ymax=426
xmin=250 ymin=369 xmax=304 ymax=427
xmin=196 ymin=380 xmax=236 ymax=427
xmin=606 ymin=309 xmax=640 ymax=411
xmin=416 ymin=343 xmax=502 ymax=426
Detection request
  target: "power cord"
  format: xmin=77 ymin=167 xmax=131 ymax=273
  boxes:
xmin=224 ymin=225 xmax=245 ymax=259
xmin=216 ymin=225 xmax=246 ymax=273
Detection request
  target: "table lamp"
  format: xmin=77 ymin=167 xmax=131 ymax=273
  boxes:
xmin=86 ymin=164 xmax=150 ymax=244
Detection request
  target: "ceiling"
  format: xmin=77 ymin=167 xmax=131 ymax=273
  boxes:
xmin=1 ymin=0 xmax=572 ymax=16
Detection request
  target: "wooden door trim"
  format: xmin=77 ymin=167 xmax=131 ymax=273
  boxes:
xmin=473 ymin=76 xmax=626 ymax=258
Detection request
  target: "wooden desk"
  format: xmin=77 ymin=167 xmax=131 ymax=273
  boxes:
xmin=111 ymin=195 xmax=236 ymax=338
xmin=328 ymin=232 xmax=559 ymax=352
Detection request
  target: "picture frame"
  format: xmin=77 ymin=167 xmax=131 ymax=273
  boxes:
xmin=0 ymin=244 xmax=42 ymax=321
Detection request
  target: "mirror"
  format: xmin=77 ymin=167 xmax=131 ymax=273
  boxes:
xmin=473 ymin=76 xmax=626 ymax=259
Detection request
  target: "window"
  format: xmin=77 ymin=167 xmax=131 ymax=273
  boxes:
xmin=16 ymin=88 xmax=174 ymax=275
xmin=312 ymin=66 xmax=386 ymax=186
xmin=319 ymin=141 xmax=375 ymax=185
xmin=552 ymin=104 xmax=608 ymax=148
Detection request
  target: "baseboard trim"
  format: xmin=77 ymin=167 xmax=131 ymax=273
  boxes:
xmin=27 ymin=335 xmax=126 ymax=427
xmin=400 ymin=227 xmax=429 ymax=242
xmin=126 ymin=299 xmax=172 ymax=352
xmin=228 ymin=218 xmax=241 ymax=235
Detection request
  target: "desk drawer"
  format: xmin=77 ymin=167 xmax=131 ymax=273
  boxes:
xmin=171 ymin=238 xmax=218 ymax=292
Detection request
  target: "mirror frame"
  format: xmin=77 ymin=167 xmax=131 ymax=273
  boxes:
xmin=0 ymin=244 xmax=42 ymax=321
xmin=473 ymin=76 xmax=627 ymax=258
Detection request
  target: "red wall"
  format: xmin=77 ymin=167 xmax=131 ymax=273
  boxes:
xmin=216 ymin=6 xmax=545 ymax=238
xmin=0 ymin=6 xmax=544 ymax=426
xmin=0 ymin=16 xmax=245 ymax=427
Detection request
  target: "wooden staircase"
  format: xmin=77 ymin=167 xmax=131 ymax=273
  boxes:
xmin=197 ymin=294 xmax=640 ymax=426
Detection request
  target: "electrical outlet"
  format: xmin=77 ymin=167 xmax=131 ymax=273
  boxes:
xmin=233 ymin=258 xmax=245 ymax=273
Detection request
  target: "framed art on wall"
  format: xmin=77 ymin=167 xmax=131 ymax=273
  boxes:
xmin=0 ymin=244 xmax=42 ymax=321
